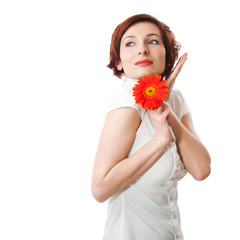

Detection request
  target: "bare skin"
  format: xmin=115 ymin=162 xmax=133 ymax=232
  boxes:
xmin=91 ymin=22 xmax=211 ymax=203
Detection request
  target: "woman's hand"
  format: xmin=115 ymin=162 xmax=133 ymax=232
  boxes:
xmin=148 ymin=104 xmax=172 ymax=147
xmin=166 ymin=53 xmax=188 ymax=100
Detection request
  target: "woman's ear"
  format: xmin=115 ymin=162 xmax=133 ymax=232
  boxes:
xmin=116 ymin=62 xmax=123 ymax=71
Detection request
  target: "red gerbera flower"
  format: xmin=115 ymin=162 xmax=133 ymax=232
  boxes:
xmin=132 ymin=74 xmax=169 ymax=110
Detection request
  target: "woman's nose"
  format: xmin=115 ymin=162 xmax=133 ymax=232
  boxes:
xmin=138 ymin=44 xmax=149 ymax=55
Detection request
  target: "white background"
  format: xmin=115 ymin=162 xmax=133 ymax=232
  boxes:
xmin=0 ymin=0 xmax=239 ymax=239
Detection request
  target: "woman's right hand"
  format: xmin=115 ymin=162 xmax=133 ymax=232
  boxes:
xmin=147 ymin=104 xmax=172 ymax=147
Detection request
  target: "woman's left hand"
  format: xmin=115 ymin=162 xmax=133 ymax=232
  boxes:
xmin=165 ymin=53 xmax=188 ymax=100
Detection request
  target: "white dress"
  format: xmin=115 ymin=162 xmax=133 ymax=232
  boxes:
xmin=103 ymin=77 xmax=190 ymax=240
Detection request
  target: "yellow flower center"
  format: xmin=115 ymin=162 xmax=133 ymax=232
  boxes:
xmin=145 ymin=86 xmax=156 ymax=96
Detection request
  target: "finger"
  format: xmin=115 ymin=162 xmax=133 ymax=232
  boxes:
xmin=174 ymin=53 xmax=188 ymax=70
xmin=166 ymin=53 xmax=188 ymax=88
xmin=161 ymin=103 xmax=167 ymax=110
xmin=167 ymin=78 xmax=176 ymax=93
xmin=174 ymin=53 xmax=188 ymax=73
xmin=162 ymin=106 xmax=170 ymax=120
xmin=162 ymin=103 xmax=170 ymax=113
xmin=165 ymin=54 xmax=188 ymax=100
xmin=147 ymin=107 xmax=162 ymax=117
xmin=169 ymin=53 xmax=188 ymax=82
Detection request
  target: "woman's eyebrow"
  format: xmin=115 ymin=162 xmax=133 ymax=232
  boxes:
xmin=147 ymin=33 xmax=161 ymax=38
xmin=122 ymin=35 xmax=135 ymax=42
xmin=123 ymin=33 xmax=161 ymax=42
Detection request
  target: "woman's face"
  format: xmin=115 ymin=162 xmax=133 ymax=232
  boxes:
xmin=118 ymin=21 xmax=166 ymax=79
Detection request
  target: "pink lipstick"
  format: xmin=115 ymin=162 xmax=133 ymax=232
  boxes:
xmin=135 ymin=59 xmax=153 ymax=67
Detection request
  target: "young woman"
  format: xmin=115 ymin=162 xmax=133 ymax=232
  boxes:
xmin=91 ymin=14 xmax=211 ymax=240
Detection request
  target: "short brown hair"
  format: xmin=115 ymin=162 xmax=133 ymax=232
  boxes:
xmin=107 ymin=14 xmax=181 ymax=79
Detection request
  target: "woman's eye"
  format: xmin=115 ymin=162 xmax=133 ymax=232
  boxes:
xmin=126 ymin=42 xmax=134 ymax=47
xmin=149 ymin=40 xmax=159 ymax=44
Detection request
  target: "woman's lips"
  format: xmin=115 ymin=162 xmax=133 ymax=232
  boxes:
xmin=135 ymin=59 xmax=153 ymax=66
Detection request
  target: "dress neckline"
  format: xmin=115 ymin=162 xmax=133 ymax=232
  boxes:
xmin=123 ymin=76 xmax=138 ymax=84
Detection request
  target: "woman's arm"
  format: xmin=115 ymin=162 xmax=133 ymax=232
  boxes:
xmin=164 ymin=53 xmax=210 ymax=180
xmin=91 ymin=106 xmax=172 ymax=203
xmin=168 ymin=110 xmax=211 ymax=180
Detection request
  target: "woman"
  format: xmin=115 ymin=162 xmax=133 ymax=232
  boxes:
xmin=91 ymin=14 xmax=211 ymax=240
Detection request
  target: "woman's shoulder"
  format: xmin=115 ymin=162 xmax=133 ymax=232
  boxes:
xmin=106 ymin=77 xmax=142 ymax=117
xmin=170 ymin=89 xmax=184 ymax=98
xmin=169 ymin=89 xmax=188 ymax=104
xmin=168 ymin=89 xmax=190 ymax=119
xmin=110 ymin=78 xmax=137 ymax=106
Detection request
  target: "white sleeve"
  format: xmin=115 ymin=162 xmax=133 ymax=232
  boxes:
xmin=168 ymin=89 xmax=190 ymax=120
xmin=106 ymin=83 xmax=142 ymax=118
xmin=178 ymin=90 xmax=190 ymax=118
